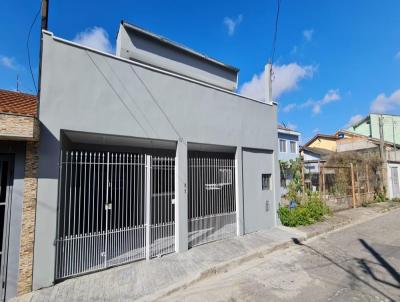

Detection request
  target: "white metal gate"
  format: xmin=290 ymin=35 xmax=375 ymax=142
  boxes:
xmin=0 ymin=156 xmax=13 ymax=301
xmin=188 ymin=157 xmax=236 ymax=247
xmin=55 ymin=151 xmax=175 ymax=280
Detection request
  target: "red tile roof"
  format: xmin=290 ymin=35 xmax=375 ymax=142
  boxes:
xmin=0 ymin=89 xmax=37 ymax=117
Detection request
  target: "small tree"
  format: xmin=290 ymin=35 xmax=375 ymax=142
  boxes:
xmin=280 ymin=158 xmax=303 ymax=202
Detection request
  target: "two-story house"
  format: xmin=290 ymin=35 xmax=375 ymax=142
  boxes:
xmin=24 ymin=21 xmax=281 ymax=293
xmin=277 ymin=124 xmax=301 ymax=196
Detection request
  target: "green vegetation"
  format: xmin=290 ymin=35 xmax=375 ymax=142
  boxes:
xmin=278 ymin=192 xmax=331 ymax=227
xmin=280 ymin=158 xmax=303 ymax=202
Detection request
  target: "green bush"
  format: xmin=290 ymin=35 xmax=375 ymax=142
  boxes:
xmin=278 ymin=193 xmax=331 ymax=227
xmin=374 ymin=191 xmax=387 ymax=203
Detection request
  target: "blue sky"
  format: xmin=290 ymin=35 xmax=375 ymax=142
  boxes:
xmin=1 ymin=0 xmax=400 ymax=142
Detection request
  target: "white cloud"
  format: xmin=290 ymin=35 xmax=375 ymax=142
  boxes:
xmin=239 ymin=63 xmax=315 ymax=101
xmin=303 ymin=29 xmax=314 ymax=42
xmin=223 ymin=15 xmax=243 ymax=36
xmin=312 ymin=128 xmax=320 ymax=133
xmin=370 ymin=89 xmax=400 ymax=113
xmin=394 ymin=51 xmax=400 ymax=60
xmin=345 ymin=114 xmax=364 ymax=128
xmin=73 ymin=27 xmax=113 ymax=53
xmin=282 ymin=103 xmax=296 ymax=112
xmin=287 ymin=122 xmax=297 ymax=130
xmin=0 ymin=55 xmax=17 ymax=69
xmin=301 ymin=89 xmax=341 ymax=115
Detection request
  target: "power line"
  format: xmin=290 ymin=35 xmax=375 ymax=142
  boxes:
xmin=270 ymin=0 xmax=281 ymax=65
xmin=26 ymin=1 xmax=42 ymax=94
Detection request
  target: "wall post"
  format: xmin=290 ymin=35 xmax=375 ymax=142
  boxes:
xmin=350 ymin=163 xmax=356 ymax=208
xmin=235 ymin=147 xmax=244 ymax=236
xmin=175 ymin=139 xmax=188 ymax=252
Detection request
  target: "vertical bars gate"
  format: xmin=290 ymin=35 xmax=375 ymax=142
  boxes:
xmin=150 ymin=157 xmax=175 ymax=257
xmin=55 ymin=151 xmax=175 ymax=280
xmin=188 ymin=157 xmax=236 ymax=247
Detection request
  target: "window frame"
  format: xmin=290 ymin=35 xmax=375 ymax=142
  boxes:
xmin=279 ymin=139 xmax=287 ymax=153
xmin=290 ymin=141 xmax=297 ymax=153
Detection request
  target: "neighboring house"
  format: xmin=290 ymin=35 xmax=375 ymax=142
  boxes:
xmin=347 ymin=113 xmax=400 ymax=146
xmin=0 ymin=89 xmax=38 ymax=301
xmin=277 ymin=125 xmax=300 ymax=196
xmin=302 ymin=129 xmax=400 ymax=198
xmin=30 ymin=22 xmax=280 ymax=291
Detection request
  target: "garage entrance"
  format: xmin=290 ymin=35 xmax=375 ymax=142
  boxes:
xmin=55 ymin=150 xmax=175 ymax=280
xmin=187 ymin=152 xmax=236 ymax=247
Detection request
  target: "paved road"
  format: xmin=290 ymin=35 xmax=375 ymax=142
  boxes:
xmin=160 ymin=210 xmax=400 ymax=302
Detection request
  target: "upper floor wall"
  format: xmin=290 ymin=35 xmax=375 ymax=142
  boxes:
xmin=39 ymin=31 xmax=277 ymax=151
xmin=116 ymin=22 xmax=238 ymax=91
xmin=278 ymin=131 xmax=300 ymax=161
xmin=348 ymin=114 xmax=400 ymax=146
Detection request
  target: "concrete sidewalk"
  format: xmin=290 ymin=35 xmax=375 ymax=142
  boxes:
xmin=15 ymin=201 xmax=400 ymax=302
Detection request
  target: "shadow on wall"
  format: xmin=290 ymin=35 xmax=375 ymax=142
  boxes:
xmin=37 ymin=122 xmax=60 ymax=180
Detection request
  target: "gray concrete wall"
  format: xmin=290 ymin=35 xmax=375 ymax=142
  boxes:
xmin=0 ymin=141 xmax=25 ymax=301
xmin=34 ymin=31 xmax=278 ymax=289
xmin=117 ymin=24 xmax=238 ymax=91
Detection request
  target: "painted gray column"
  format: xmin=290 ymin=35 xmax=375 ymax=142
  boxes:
xmin=174 ymin=139 xmax=188 ymax=252
xmin=235 ymin=147 xmax=244 ymax=236
xmin=32 ymin=128 xmax=60 ymax=289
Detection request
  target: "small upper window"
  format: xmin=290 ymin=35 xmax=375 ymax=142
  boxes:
xmin=262 ymin=173 xmax=271 ymax=190
xmin=290 ymin=141 xmax=296 ymax=153
xmin=279 ymin=139 xmax=286 ymax=153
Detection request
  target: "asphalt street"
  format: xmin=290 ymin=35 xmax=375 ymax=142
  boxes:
xmin=160 ymin=209 xmax=400 ymax=302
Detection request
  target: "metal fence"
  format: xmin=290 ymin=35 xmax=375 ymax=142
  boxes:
xmin=188 ymin=157 xmax=236 ymax=247
xmin=55 ymin=151 xmax=175 ymax=280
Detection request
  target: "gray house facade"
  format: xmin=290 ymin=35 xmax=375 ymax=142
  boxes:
xmin=33 ymin=22 xmax=279 ymax=289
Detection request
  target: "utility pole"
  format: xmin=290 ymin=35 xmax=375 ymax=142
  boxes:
xmin=41 ymin=0 xmax=49 ymax=30
xmin=379 ymin=115 xmax=386 ymax=164
xmin=265 ymin=62 xmax=273 ymax=104
xmin=379 ymin=115 xmax=387 ymax=195
xmin=392 ymin=118 xmax=397 ymax=161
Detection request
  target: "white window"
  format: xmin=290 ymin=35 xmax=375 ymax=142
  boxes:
xmin=290 ymin=141 xmax=297 ymax=153
xmin=279 ymin=139 xmax=287 ymax=153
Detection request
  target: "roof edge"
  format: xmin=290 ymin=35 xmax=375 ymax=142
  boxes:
xmin=120 ymin=20 xmax=240 ymax=73
xmin=42 ymin=30 xmax=272 ymax=107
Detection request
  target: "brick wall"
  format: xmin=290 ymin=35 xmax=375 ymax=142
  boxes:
xmin=17 ymin=141 xmax=39 ymax=295
xmin=0 ymin=114 xmax=38 ymax=141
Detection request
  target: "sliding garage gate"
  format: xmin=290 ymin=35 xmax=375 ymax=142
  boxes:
xmin=55 ymin=151 xmax=175 ymax=279
xmin=188 ymin=156 xmax=236 ymax=247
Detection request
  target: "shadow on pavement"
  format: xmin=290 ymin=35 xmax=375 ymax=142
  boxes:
xmin=291 ymin=238 xmax=396 ymax=302
xmin=357 ymin=239 xmax=400 ymax=289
